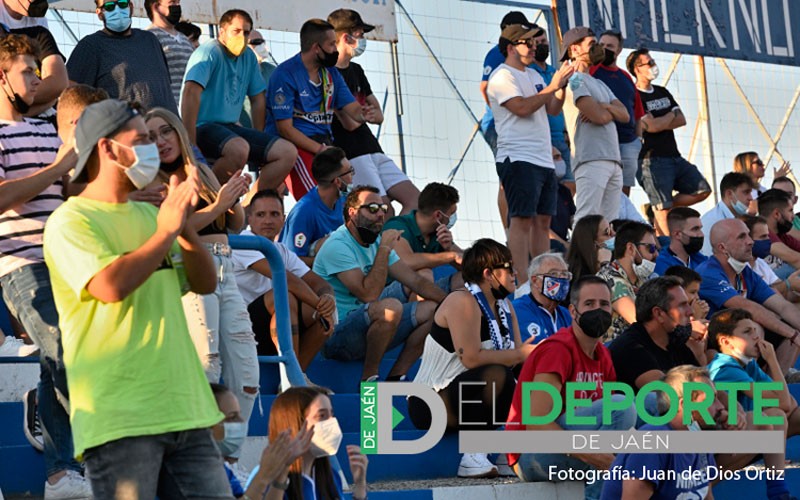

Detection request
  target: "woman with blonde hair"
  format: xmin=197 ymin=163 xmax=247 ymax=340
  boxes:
xmin=145 ymin=108 xmax=259 ymax=466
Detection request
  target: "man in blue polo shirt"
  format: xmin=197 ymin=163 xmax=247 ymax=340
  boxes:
xmin=697 ymin=218 xmax=800 ymax=374
xmin=267 ymin=18 xmax=365 ymax=200
xmin=279 ymin=147 xmax=352 ymax=266
xmin=512 ymin=253 xmax=571 ymax=343
xmin=654 ymin=207 xmax=708 ymax=275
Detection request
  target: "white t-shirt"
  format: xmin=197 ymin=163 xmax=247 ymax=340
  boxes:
xmin=750 ymin=258 xmax=780 ymax=286
xmin=487 ymin=63 xmax=553 ymax=168
xmin=0 ymin=2 xmax=48 ymax=29
xmin=232 ymin=230 xmax=310 ymax=304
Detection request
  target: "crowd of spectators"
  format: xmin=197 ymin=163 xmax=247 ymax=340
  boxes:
xmin=2 ymin=3 xmax=800 ymax=500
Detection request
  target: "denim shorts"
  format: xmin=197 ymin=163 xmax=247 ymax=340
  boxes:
xmin=496 ymin=158 xmax=557 ymax=217
xmin=636 ymin=155 xmax=711 ymax=209
xmin=196 ymin=122 xmax=279 ymax=164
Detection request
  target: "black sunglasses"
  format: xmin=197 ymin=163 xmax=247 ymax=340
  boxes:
xmin=248 ymin=39 xmax=265 ymax=46
xmin=514 ymin=39 xmax=535 ymax=48
xmin=101 ymin=0 xmax=129 ymax=12
xmin=359 ymin=203 xmax=389 ymax=214
xmin=636 ymin=242 xmax=658 ymax=254
xmin=636 ymin=59 xmax=657 ymax=68
xmin=492 ymin=261 xmax=513 ymax=270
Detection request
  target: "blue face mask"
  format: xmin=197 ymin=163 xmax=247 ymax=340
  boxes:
xmin=752 ymin=239 xmax=772 ymax=259
xmin=733 ymin=200 xmax=749 ymax=215
xmin=603 ymin=237 xmax=615 ymax=251
xmin=541 ymin=276 xmax=570 ymax=302
xmin=104 ymin=5 xmax=132 ymax=33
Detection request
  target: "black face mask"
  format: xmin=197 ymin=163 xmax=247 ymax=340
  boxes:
xmin=576 ymin=308 xmax=612 ymax=338
xmin=317 ymin=47 xmax=339 ymax=68
xmin=684 ymin=235 xmax=704 ymax=255
xmin=161 ymin=155 xmax=183 ymax=173
xmin=1 ymin=76 xmax=28 ymax=114
xmin=601 ymin=48 xmax=616 ymax=66
xmin=489 ymin=273 xmax=512 ymax=300
xmin=166 ymin=5 xmax=182 ymax=26
xmin=670 ymin=323 xmax=693 ymax=346
xmin=534 ymin=44 xmax=549 ymax=63
xmin=356 ymin=226 xmax=380 ymax=246
xmin=27 ymin=0 xmax=48 ymax=17
xmin=778 ymin=217 xmax=793 ymax=235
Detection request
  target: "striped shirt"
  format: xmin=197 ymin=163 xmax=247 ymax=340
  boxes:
xmin=0 ymin=118 xmax=62 ymax=277
xmin=148 ymin=26 xmax=195 ymax=107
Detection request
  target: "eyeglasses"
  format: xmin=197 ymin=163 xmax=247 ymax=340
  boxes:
xmin=514 ymin=39 xmax=535 ymax=48
xmin=149 ymin=125 xmax=176 ymax=142
xmin=336 ymin=167 xmax=355 ymax=179
xmin=248 ymin=39 xmax=265 ymax=46
xmin=636 ymin=59 xmax=657 ymax=68
xmin=101 ymin=0 xmax=129 ymax=12
xmin=538 ymin=271 xmax=573 ymax=280
xmin=636 ymin=242 xmax=658 ymax=254
xmin=751 ymin=159 xmax=765 ymax=167
xmin=492 ymin=262 xmax=514 ymax=271
xmin=359 ymin=203 xmax=389 ymax=214
xmin=602 ymin=226 xmax=614 ymax=236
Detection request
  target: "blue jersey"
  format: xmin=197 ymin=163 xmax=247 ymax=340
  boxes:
xmin=511 ymin=293 xmax=571 ymax=344
xmin=697 ymin=256 xmax=775 ymax=316
xmin=279 ymin=187 xmax=345 ymax=257
xmin=266 ymin=53 xmax=355 ymax=138
xmin=653 ymin=247 xmax=708 ymax=276
xmin=708 ymin=353 xmax=773 ymax=412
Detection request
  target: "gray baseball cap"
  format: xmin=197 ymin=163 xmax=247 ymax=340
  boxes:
xmin=72 ymin=99 xmax=140 ymax=182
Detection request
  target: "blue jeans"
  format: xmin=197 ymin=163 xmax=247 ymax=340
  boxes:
xmin=1 ymin=263 xmax=80 ymax=477
xmin=514 ymin=395 xmax=636 ymax=500
xmin=83 ymin=428 xmax=233 ymax=499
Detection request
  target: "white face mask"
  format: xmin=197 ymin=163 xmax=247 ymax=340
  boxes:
xmin=309 ymin=417 xmax=343 ymax=458
xmin=727 ymin=254 xmax=748 ymax=275
xmin=729 ymin=345 xmax=753 ymax=365
xmin=646 ymin=65 xmax=659 ymax=80
xmin=353 ymin=38 xmax=367 ymax=57
xmin=633 ymin=249 xmax=656 ymax=281
xmin=216 ymin=421 xmax=247 ymax=457
xmin=111 ymin=140 xmax=161 ymax=190
xmin=252 ymin=43 xmax=270 ymax=62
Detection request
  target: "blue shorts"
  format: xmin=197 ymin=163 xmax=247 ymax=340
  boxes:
xmin=196 ymin=122 xmax=279 ymax=165
xmin=636 ymin=155 xmax=711 ymax=210
xmin=496 ymin=158 xmax=557 ymax=217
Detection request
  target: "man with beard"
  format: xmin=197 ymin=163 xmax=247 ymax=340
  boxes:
xmin=758 ymin=188 xmax=800 ymax=280
xmin=313 ymin=186 xmax=445 ymax=381
xmin=267 ymin=18 xmax=366 ymax=200
xmin=67 ymin=0 xmax=177 ymax=113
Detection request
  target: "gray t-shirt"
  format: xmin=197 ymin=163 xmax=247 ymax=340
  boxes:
xmin=67 ymin=29 xmax=178 ymax=114
xmin=568 ymin=72 xmax=621 ymax=169
xmin=147 ymin=26 xmax=195 ymax=108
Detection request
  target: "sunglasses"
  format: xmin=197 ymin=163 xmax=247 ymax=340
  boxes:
xmin=636 ymin=59 xmax=657 ymax=68
xmin=101 ymin=0 xmax=129 ymax=12
xmin=248 ymin=39 xmax=265 ymax=46
xmin=636 ymin=242 xmax=658 ymax=254
xmin=514 ymin=39 xmax=535 ymax=48
xmin=359 ymin=203 xmax=389 ymax=214
xmin=492 ymin=261 xmax=514 ymax=271
xmin=751 ymin=159 xmax=765 ymax=167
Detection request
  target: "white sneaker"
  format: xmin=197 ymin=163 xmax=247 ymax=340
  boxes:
xmin=457 ymin=453 xmax=498 ymax=478
xmin=493 ymin=453 xmax=516 ymax=477
xmin=0 ymin=335 xmax=38 ymax=357
xmin=44 ymin=470 xmax=92 ymax=500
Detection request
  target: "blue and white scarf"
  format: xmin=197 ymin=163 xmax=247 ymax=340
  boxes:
xmin=465 ymin=281 xmax=514 ymax=351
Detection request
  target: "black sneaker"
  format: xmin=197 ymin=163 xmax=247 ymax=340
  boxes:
xmin=23 ymin=389 xmax=44 ymax=452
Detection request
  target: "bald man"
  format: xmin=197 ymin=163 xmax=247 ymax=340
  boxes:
xmin=696 ymin=218 xmax=800 ymax=373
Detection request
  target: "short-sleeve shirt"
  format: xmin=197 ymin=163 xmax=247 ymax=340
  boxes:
xmin=600 ymin=424 xmax=714 ymax=500
xmin=183 ymin=40 xmax=266 ymax=126
xmin=638 ymin=85 xmax=681 ymax=158
xmin=700 ymin=201 xmax=736 ymax=255
xmin=0 ymin=2 xmax=47 ymax=29
xmin=608 ymin=322 xmax=698 ymax=391
xmin=241 ymin=61 xmax=278 ymax=128
xmin=589 ymin=65 xmax=644 ymax=144
xmin=12 ymin=26 xmax=63 ymax=62
xmin=147 ymin=26 xmax=195 ymax=107
xmin=66 ymin=29 xmax=177 ymax=114
xmin=596 ymin=261 xmax=639 ymax=342
xmin=487 ymin=63 xmax=554 ymax=168
xmin=43 ymin=197 xmax=223 ymax=458
xmin=697 ymin=255 xmax=776 ymax=316
xmin=510 ymin=293 xmax=572 ymax=344
xmin=382 ymin=210 xmax=443 ymax=254
xmin=232 ymin=229 xmax=311 ymax=304
xmin=751 ymin=258 xmax=780 ymax=286
xmin=479 ymin=45 xmax=505 ymax=134
xmin=331 ymin=62 xmax=383 ymax=158
xmin=568 ymin=72 xmax=621 ymax=169
xmin=653 ymin=247 xmax=708 ymax=276
xmin=505 ymin=326 xmax=616 ymax=465
xmin=266 ymin=53 xmax=355 ymax=139
xmin=278 ymin=187 xmax=345 ymax=257
xmin=707 ymin=353 xmax=773 ymax=412
xmin=313 ymin=225 xmax=400 ymax=321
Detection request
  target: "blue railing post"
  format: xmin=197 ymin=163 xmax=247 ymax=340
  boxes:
xmin=228 ymin=234 xmax=306 ymax=388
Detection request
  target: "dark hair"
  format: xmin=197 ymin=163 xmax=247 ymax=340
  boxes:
xmin=311 ymin=147 xmax=347 ymax=183
xmin=144 ymin=0 xmax=157 ymax=20
xmin=300 ymin=19 xmax=334 ymax=52
xmin=757 ymin=188 xmax=793 ymax=218
xmin=739 ymin=214 xmax=768 ymax=235
xmin=209 ymin=382 xmax=230 ymax=397
xmin=418 ymin=183 xmax=459 ymax=215
xmin=499 ymin=37 xmax=512 ymax=57
xmin=663 ymin=266 xmax=702 ymax=287
xmin=666 ymin=207 xmax=701 ymax=234
xmin=626 ymin=47 xmax=649 ymax=75
xmin=569 ymin=275 xmax=612 ymax=307
xmin=343 ymin=185 xmax=380 ymax=222
xmin=461 ymin=239 xmax=512 ymax=284
xmin=613 ymin=221 xmax=655 ymax=260
xmin=635 ymin=276 xmax=684 ymax=323
xmin=772 ymin=176 xmax=795 ymax=189
xmin=566 ymin=215 xmax=604 ymax=288
xmin=600 ymin=30 xmax=623 ymax=44
xmin=249 ymin=189 xmax=284 ymax=213
xmin=719 ymin=172 xmax=754 ymax=196
xmin=219 ymin=9 xmax=253 ymax=29
xmin=708 ymin=308 xmax=753 ymax=351
xmin=175 ymin=21 xmax=202 ymax=41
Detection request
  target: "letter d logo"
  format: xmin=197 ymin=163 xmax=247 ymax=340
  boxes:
xmin=360 ymin=382 xmax=446 ymax=454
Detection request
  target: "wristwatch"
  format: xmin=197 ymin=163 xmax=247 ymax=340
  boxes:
xmin=271 ymin=477 xmax=290 ymax=491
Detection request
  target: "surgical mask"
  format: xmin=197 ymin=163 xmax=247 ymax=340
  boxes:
xmin=0 ymin=74 xmax=29 ymax=114
xmin=338 ymin=180 xmax=353 ymax=195
xmin=356 ymin=226 xmax=380 ymax=245
xmin=588 ymin=43 xmax=605 ymax=65
xmin=166 ymin=5 xmax=182 ymax=26
xmin=603 ymin=237 xmax=615 ymax=251
xmin=533 ymin=44 xmax=549 ymax=63
xmin=541 ymin=276 xmax=570 ymax=302
xmin=683 ymin=235 xmax=704 ymax=255
xmin=601 ymin=48 xmax=615 ymax=66
xmin=687 ymin=419 xmax=702 ymax=432
xmin=104 ymin=5 xmax=132 ymax=33
xmin=646 ymin=65 xmax=660 ymax=80
xmin=633 ymin=251 xmax=656 ymax=281
xmin=777 ymin=217 xmax=793 ymax=235
xmin=752 ymin=239 xmax=772 ymax=259
xmin=27 ymin=0 xmax=48 ymax=17
xmin=727 ymin=254 xmax=748 ymax=275
xmin=111 ymin=141 xmax=161 ymax=190
xmin=576 ymin=308 xmax=612 ymax=338
xmin=317 ymin=47 xmax=339 ymax=68
xmin=568 ymin=72 xmax=584 ymax=91
xmin=490 ymin=274 xmax=513 ymax=301
xmin=438 ymin=211 xmax=457 ymax=230
xmin=252 ymin=43 xmax=270 ymax=62
xmin=216 ymin=421 xmax=247 ymax=457
xmin=310 ymin=417 xmax=343 ymax=458
xmin=353 ymin=38 xmax=367 ymax=58
xmin=732 ymin=200 xmax=749 ymax=215
xmin=729 ymin=345 xmax=753 ymax=365
xmin=224 ymin=34 xmax=246 ymax=57
xmin=554 ymin=158 xmax=567 ymax=179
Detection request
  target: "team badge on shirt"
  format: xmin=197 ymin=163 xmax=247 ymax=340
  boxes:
xmin=527 ymin=323 xmax=541 ymax=340
xmin=294 ymin=233 xmax=307 ymax=248
xmin=274 ymin=92 xmax=286 ymax=106
xmin=483 ymin=65 xmax=492 ymax=76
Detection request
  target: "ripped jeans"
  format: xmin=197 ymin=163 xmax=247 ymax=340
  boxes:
xmin=183 ymin=253 xmax=259 ymax=457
